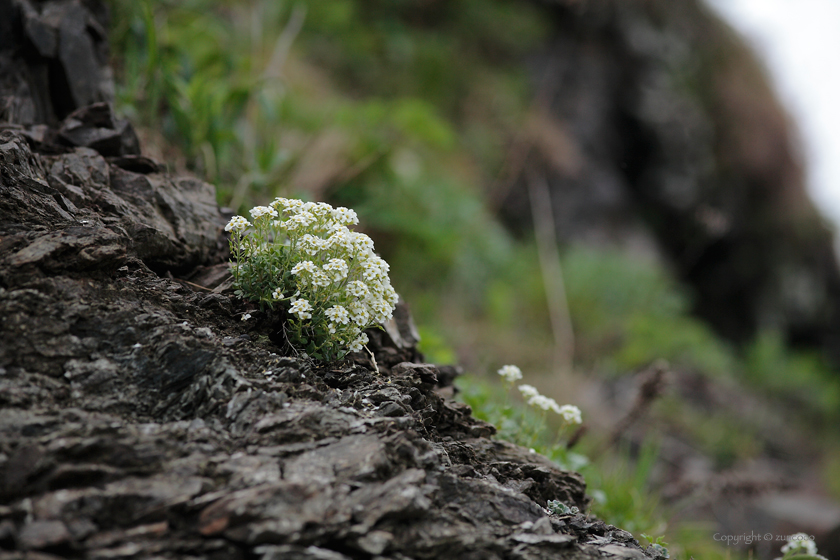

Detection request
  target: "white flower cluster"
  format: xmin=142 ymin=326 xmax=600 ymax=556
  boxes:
xmin=224 ymin=215 xmax=251 ymax=234
xmin=226 ymin=198 xmax=397 ymax=361
xmin=780 ymin=534 xmax=819 ymax=557
xmin=515 ymin=380 xmax=581 ymax=424
xmin=497 ymin=365 xmax=523 ymax=383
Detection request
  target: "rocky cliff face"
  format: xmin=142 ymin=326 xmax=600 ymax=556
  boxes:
xmin=503 ymin=0 xmax=840 ymax=361
xmin=0 ymin=2 xmax=651 ymax=559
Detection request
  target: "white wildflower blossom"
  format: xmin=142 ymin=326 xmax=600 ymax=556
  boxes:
xmin=350 ymin=232 xmax=375 ymax=252
xmin=348 ymin=332 xmax=368 ymax=352
xmin=372 ymin=299 xmax=393 ymax=322
xmin=299 ymin=234 xmax=324 ymax=256
xmin=558 ymin=404 xmax=582 ymax=425
xmin=383 ymin=284 xmax=399 ymax=306
xmin=291 ymin=260 xmax=317 ymax=276
xmin=289 ymin=299 xmax=313 ymax=320
xmin=275 ymin=197 xmax=304 ymax=212
xmin=497 ymin=365 xmax=523 ymax=383
xmin=332 ymin=206 xmax=359 ymax=225
xmin=225 ymin=215 xmax=251 ymax=233
xmin=781 ymin=534 xmax=817 ymax=556
xmin=272 ymin=287 xmax=284 ymax=300
xmin=310 ymin=269 xmax=332 ymax=288
xmin=241 ymin=313 xmax=252 ymax=321
xmin=309 ymin=202 xmax=333 ymax=217
xmin=518 ymin=384 xmax=540 ymax=399
xmin=325 ymin=305 xmax=351 ymax=325
xmin=249 ymin=206 xmax=278 ymax=220
xmin=528 ymin=394 xmax=561 ymax=413
xmin=291 ymin=212 xmax=315 ymax=227
xmin=323 ymin=258 xmax=349 ymax=281
xmin=349 ymin=302 xmax=370 ymax=326
xmin=362 ymin=261 xmax=384 ymax=282
xmin=347 ymin=281 xmax=369 ymax=298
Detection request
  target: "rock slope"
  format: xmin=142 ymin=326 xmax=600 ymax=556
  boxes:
xmin=0 ymin=1 xmax=654 ymax=558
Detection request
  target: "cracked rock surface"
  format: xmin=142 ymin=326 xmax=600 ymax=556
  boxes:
xmin=0 ymin=1 xmax=655 ymax=559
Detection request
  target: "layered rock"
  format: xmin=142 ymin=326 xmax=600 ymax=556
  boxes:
xmin=0 ymin=1 xmax=648 ymax=559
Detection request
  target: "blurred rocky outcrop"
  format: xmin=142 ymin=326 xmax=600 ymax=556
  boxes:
xmin=501 ymin=0 xmax=840 ymax=362
xmin=0 ymin=2 xmax=649 ymax=559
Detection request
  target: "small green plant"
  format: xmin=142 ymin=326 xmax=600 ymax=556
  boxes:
xmin=546 ymin=500 xmax=579 ymax=515
xmin=641 ymin=534 xmax=670 ymax=558
xmin=227 ymin=198 xmax=398 ymax=361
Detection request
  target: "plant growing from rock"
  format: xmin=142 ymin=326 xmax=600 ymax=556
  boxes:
xmin=226 ymin=198 xmax=398 ymax=361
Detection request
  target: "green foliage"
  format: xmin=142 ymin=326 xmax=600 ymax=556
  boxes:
xmin=642 ymin=534 xmax=670 ymax=558
xmin=562 ymin=248 xmax=737 ymax=377
xmin=745 ymin=330 xmax=840 ymax=418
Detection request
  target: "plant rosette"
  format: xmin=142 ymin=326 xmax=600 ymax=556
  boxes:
xmin=225 ymin=198 xmax=398 ymax=362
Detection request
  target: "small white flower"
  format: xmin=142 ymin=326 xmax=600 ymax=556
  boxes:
xmin=323 ymin=258 xmax=349 ymax=281
xmin=371 ymin=299 xmax=393 ymax=323
xmin=249 ymin=206 xmax=278 ymax=220
xmin=332 ymin=206 xmax=359 ymax=225
xmin=291 ymin=212 xmax=315 ymax=227
xmin=275 ymin=197 xmax=304 ymax=212
xmin=224 ymin=215 xmax=251 ymax=233
xmin=351 ymin=305 xmax=370 ymax=327
xmin=781 ymin=534 xmax=817 ymax=556
xmin=383 ymin=284 xmax=399 ymax=306
xmin=325 ymin=305 xmax=351 ymax=325
xmin=310 ymin=269 xmax=332 ymax=288
xmin=299 ymin=234 xmax=324 ymax=256
xmin=289 ymin=299 xmax=313 ymax=320
xmin=291 ymin=260 xmax=317 ymax=276
xmin=328 ymin=323 xmax=337 ymax=335
xmin=558 ymin=404 xmax=582 ymax=425
xmin=497 ymin=365 xmax=523 ymax=383
xmin=271 ymin=287 xmax=283 ymax=300
xmin=348 ymin=332 xmax=368 ymax=352
xmin=309 ymin=202 xmax=333 ymax=217
xmin=528 ymin=394 xmax=561 ymax=413
xmin=241 ymin=313 xmax=252 ymax=321
xmin=347 ymin=281 xmax=369 ymax=298
xmin=518 ymin=384 xmax=540 ymax=399
xmin=351 ymin=232 xmax=375 ymax=252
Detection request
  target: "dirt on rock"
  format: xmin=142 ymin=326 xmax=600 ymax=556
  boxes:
xmin=0 ymin=1 xmax=653 ymax=559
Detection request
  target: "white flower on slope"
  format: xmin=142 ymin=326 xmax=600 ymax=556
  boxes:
xmin=289 ymin=299 xmax=313 ymax=320
xmin=249 ymin=206 xmax=278 ymax=219
xmin=332 ymin=206 xmax=359 ymax=225
xmin=347 ymin=281 xmax=369 ymax=298
xmin=497 ymin=365 xmax=523 ymax=383
xmin=528 ymin=394 xmax=561 ymax=413
xmin=349 ymin=332 xmax=368 ymax=352
xmin=518 ymin=384 xmax=540 ymax=399
xmin=323 ymin=258 xmax=349 ymax=281
xmin=325 ymin=305 xmax=350 ymax=325
xmin=225 ymin=215 xmax=251 ymax=233
xmin=291 ymin=260 xmax=317 ymax=276
xmin=558 ymin=405 xmax=582 ymax=425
